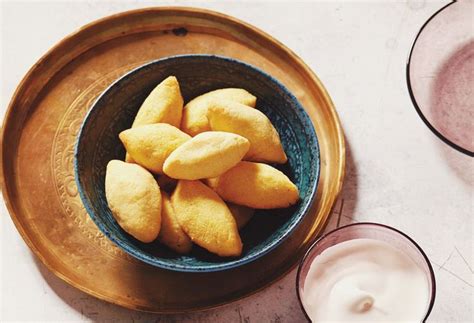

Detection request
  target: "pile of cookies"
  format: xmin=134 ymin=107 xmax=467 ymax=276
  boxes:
xmin=105 ymin=76 xmax=299 ymax=257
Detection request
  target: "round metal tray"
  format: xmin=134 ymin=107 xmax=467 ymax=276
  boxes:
xmin=0 ymin=7 xmax=345 ymax=313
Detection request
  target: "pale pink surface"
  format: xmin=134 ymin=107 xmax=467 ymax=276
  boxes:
xmin=2 ymin=1 xmax=472 ymax=322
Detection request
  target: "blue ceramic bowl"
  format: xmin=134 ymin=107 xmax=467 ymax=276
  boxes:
xmin=75 ymin=55 xmax=320 ymax=272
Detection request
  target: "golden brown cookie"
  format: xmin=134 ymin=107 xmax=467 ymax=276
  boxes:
xmin=212 ymin=161 xmax=299 ymax=209
xmin=207 ymin=101 xmax=287 ymax=163
xmin=132 ymin=76 xmax=184 ymax=128
xmin=119 ymin=123 xmax=191 ymax=174
xmin=181 ymin=88 xmax=256 ymax=136
xmin=158 ymin=192 xmax=192 ymax=254
xmin=163 ymin=131 xmax=250 ymax=180
xmin=171 ymin=180 xmax=242 ymax=257
xmin=105 ymin=160 xmax=161 ymax=243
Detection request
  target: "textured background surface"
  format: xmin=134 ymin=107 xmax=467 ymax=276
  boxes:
xmin=1 ymin=0 xmax=472 ymax=322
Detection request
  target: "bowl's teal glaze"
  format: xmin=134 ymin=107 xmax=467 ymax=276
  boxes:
xmin=74 ymin=55 xmax=320 ymax=272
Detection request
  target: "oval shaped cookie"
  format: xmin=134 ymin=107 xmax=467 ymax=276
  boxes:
xmin=158 ymin=192 xmax=192 ymax=254
xmin=119 ymin=123 xmax=191 ymax=174
xmin=212 ymin=161 xmax=299 ymax=209
xmin=181 ymin=88 xmax=256 ymax=136
xmin=171 ymin=180 xmax=242 ymax=257
xmin=132 ymin=76 xmax=184 ymax=128
xmin=163 ymin=131 xmax=250 ymax=180
xmin=105 ymin=160 xmax=161 ymax=243
xmin=207 ymin=101 xmax=287 ymax=163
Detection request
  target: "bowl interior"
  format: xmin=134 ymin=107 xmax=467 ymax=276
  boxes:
xmin=75 ymin=55 xmax=320 ymax=272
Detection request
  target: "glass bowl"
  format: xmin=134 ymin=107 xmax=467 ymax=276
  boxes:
xmin=407 ymin=0 xmax=474 ymax=156
xmin=296 ymin=223 xmax=436 ymax=321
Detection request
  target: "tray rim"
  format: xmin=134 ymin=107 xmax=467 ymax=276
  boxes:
xmin=0 ymin=6 xmax=346 ymax=313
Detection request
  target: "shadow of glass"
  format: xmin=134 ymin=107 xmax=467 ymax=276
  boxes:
xmin=430 ymin=40 xmax=473 ymax=154
xmin=435 ymin=139 xmax=474 ymax=187
xmin=323 ymin=136 xmax=359 ymax=230
xmin=430 ymin=41 xmax=474 ymax=185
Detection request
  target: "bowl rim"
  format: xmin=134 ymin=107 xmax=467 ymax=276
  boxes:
xmin=74 ymin=54 xmax=321 ymax=272
xmin=406 ymin=0 xmax=473 ymax=157
xmin=295 ymin=222 xmax=437 ymax=322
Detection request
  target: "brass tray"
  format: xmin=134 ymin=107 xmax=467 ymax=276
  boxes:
xmin=0 ymin=7 xmax=345 ymax=312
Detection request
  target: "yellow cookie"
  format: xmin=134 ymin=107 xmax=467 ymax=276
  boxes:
xmin=124 ymin=154 xmax=135 ymax=163
xmin=132 ymin=76 xmax=184 ymax=128
xmin=203 ymin=177 xmax=219 ymax=190
xmin=227 ymin=203 xmax=255 ymax=230
xmin=119 ymin=123 xmax=191 ymax=174
xmin=158 ymin=192 xmax=192 ymax=254
xmin=105 ymin=160 xmax=161 ymax=243
xmin=171 ymin=180 xmax=242 ymax=257
xmin=204 ymin=180 xmax=255 ymax=228
xmin=163 ymin=131 xmax=250 ymax=180
xmin=212 ymin=161 xmax=299 ymax=209
xmin=207 ymin=101 xmax=287 ymax=163
xmin=181 ymin=88 xmax=256 ymax=136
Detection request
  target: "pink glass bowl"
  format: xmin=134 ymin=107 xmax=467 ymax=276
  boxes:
xmin=296 ymin=223 xmax=436 ymax=321
xmin=407 ymin=0 xmax=474 ymax=156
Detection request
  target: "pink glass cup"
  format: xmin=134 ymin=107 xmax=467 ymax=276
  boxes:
xmin=296 ymin=223 xmax=436 ymax=322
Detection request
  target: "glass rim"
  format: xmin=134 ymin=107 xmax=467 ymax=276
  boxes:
xmin=406 ymin=0 xmax=473 ymax=157
xmin=295 ymin=222 xmax=437 ymax=322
